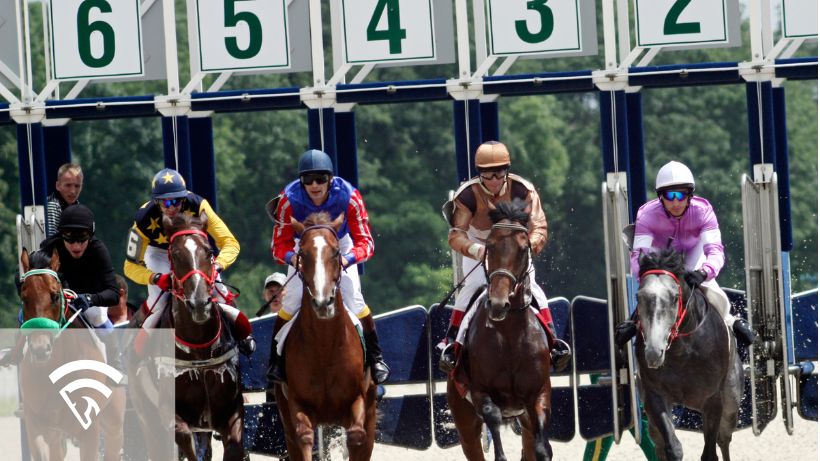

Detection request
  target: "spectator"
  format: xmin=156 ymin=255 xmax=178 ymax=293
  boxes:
xmin=110 ymin=274 xmax=135 ymax=326
xmin=46 ymin=163 xmax=83 ymax=237
xmin=263 ymin=272 xmax=287 ymax=315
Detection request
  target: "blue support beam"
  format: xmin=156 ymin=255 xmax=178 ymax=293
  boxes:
xmin=190 ymin=87 xmax=302 ymax=113
xmin=453 ymin=99 xmax=483 ymax=183
xmin=774 ymin=57 xmax=818 ymax=80
xmin=45 ymin=95 xmax=157 ymax=120
xmin=480 ymin=102 xmax=500 ymax=142
xmin=483 ymin=70 xmax=595 ymax=96
xmin=162 ymin=116 xmax=193 ymax=188
xmin=629 ymin=62 xmax=744 ymax=88
xmin=307 ymin=108 xmax=338 ymax=173
xmin=17 ymin=123 xmax=48 ymax=208
xmin=189 ymin=117 xmax=217 ymax=209
xmin=43 ymin=125 xmax=72 ymax=195
xmin=335 ymin=111 xmax=359 ymax=188
xmin=336 ymin=79 xmax=449 ymax=105
xmin=772 ymin=87 xmax=793 ymax=251
xmin=599 ymin=91 xmax=630 ymax=176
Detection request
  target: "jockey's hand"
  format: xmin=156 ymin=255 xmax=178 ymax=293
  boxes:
xmin=684 ymin=269 xmax=707 ymax=288
xmin=71 ymin=293 xmax=93 ymax=312
xmin=152 ymin=273 xmax=172 ymax=291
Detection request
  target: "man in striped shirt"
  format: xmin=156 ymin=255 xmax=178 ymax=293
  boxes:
xmin=45 ymin=163 xmax=83 ymax=237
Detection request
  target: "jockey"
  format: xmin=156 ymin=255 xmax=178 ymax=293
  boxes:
xmin=436 ymin=141 xmax=572 ymax=373
xmin=268 ymin=149 xmax=390 ymax=384
xmin=614 ymin=161 xmax=757 ymax=347
xmin=123 ymin=168 xmax=255 ymax=355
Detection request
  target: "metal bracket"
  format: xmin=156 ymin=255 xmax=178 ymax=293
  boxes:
xmin=299 ymin=86 xmax=336 ymax=110
xmin=739 ymin=61 xmax=776 ymax=83
xmin=592 ymin=70 xmax=629 ymax=92
xmin=446 ymin=78 xmax=483 ymax=101
xmin=154 ymin=94 xmax=191 ymax=117
xmin=10 ymin=101 xmax=45 ymax=124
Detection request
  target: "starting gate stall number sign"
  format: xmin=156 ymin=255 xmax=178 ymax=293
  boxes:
xmin=340 ymin=0 xmax=436 ymax=64
xmin=486 ymin=0 xmax=584 ymax=56
xmin=634 ymin=0 xmax=735 ymax=48
xmin=193 ymin=0 xmax=291 ymax=72
xmin=781 ymin=0 xmax=817 ymax=38
xmin=48 ymin=0 xmax=144 ymax=80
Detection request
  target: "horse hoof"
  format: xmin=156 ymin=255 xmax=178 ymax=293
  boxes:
xmin=346 ymin=428 xmax=366 ymax=446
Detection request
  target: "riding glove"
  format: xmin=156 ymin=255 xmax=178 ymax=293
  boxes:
xmin=684 ymin=269 xmax=707 ymax=288
xmin=71 ymin=293 xmax=93 ymax=312
xmin=152 ymin=273 xmax=172 ymax=291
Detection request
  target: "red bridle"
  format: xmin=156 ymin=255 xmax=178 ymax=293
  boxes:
xmin=639 ymin=269 xmax=691 ymax=346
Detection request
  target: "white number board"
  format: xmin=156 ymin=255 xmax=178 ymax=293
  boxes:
xmin=781 ymin=0 xmax=817 ymax=38
xmin=340 ymin=0 xmax=436 ymax=64
xmin=487 ymin=0 xmax=585 ymax=56
xmin=634 ymin=0 xmax=736 ymax=48
xmin=48 ymin=0 xmax=143 ymax=80
xmin=193 ymin=0 xmax=290 ymax=72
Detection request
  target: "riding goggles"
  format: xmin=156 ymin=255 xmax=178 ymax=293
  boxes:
xmin=661 ymin=190 xmax=690 ymax=202
xmin=301 ymin=173 xmax=330 ymax=186
xmin=62 ymin=231 xmax=92 ymax=243
xmin=156 ymin=198 xmax=183 ymax=208
xmin=478 ymin=167 xmax=509 ymax=181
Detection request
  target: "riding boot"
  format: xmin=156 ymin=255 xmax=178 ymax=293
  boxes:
xmin=221 ymin=303 xmax=255 ymax=356
xmin=614 ymin=309 xmax=639 ymax=347
xmin=361 ymin=314 xmax=390 ymax=384
xmin=436 ymin=325 xmax=459 ymax=373
xmin=266 ymin=316 xmax=288 ymax=384
xmin=732 ymin=317 xmax=757 ymax=347
xmin=540 ymin=315 xmax=572 ymax=373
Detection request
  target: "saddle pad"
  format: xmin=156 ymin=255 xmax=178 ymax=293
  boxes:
xmin=275 ymin=309 xmax=362 ymax=356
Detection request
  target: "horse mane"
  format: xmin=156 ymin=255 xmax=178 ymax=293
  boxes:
xmin=490 ymin=199 xmax=530 ymax=227
xmin=165 ymin=213 xmax=206 ymax=235
xmin=638 ymin=248 xmax=685 ymax=277
xmin=27 ymin=250 xmax=53 ymax=270
xmin=303 ymin=212 xmax=332 ymax=227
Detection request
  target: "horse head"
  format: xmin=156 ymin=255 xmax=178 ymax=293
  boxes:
xmin=636 ymin=248 xmax=691 ymax=368
xmin=292 ymin=212 xmax=344 ymax=319
xmin=19 ymin=248 xmax=64 ymax=362
xmin=163 ymin=213 xmax=215 ymax=324
xmin=484 ymin=199 xmax=532 ymax=322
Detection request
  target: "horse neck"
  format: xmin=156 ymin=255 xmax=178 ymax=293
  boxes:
xmin=171 ymin=298 xmax=221 ymax=344
xmin=678 ymin=285 xmax=709 ymax=332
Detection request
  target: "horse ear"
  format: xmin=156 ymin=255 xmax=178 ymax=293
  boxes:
xmin=291 ymin=217 xmax=304 ymax=234
xmin=331 ymin=213 xmax=345 ymax=232
xmin=50 ymin=248 xmax=60 ymax=271
xmin=199 ymin=211 xmax=209 ymax=232
xmin=21 ymin=248 xmax=30 ymax=272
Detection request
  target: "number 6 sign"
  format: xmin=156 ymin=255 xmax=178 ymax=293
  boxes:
xmin=48 ymin=0 xmax=144 ymax=80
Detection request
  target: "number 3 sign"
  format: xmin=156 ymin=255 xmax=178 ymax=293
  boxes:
xmin=48 ymin=0 xmax=144 ymax=80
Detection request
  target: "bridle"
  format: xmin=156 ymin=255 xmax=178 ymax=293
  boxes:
xmin=639 ymin=269 xmax=696 ymax=348
xmin=484 ymin=222 xmax=532 ymax=310
xmin=19 ymin=268 xmax=77 ymax=331
xmin=296 ymin=224 xmax=343 ymax=299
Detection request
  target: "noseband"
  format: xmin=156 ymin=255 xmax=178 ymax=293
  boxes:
xmin=168 ymin=229 xmax=217 ymax=304
xmin=484 ymin=222 xmax=532 ymax=307
xmin=639 ymin=269 xmax=693 ymax=347
xmin=297 ymin=224 xmax=343 ymax=298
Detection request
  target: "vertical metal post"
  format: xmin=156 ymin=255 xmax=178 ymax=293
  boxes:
xmin=17 ymin=122 xmax=47 ymax=207
xmin=599 ymin=91 xmax=629 ymax=175
xmin=479 ymin=101 xmax=499 ymax=142
xmin=771 ymin=87 xmax=792 ymax=251
xmin=43 ymin=125 xmax=72 ymax=194
xmin=454 ymin=0 xmax=471 ymax=79
xmin=308 ymin=0 xmax=325 ymax=86
xmin=601 ymin=0 xmax=618 ymax=69
xmin=162 ymin=116 xmax=192 ymax=186
xmin=625 ymin=92 xmax=646 ymax=220
xmin=161 ymin=0 xmax=179 ymax=94
xmin=335 ymin=110 xmax=359 ymax=188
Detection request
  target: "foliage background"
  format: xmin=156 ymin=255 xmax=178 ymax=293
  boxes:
xmin=0 ymin=1 xmax=815 ymax=327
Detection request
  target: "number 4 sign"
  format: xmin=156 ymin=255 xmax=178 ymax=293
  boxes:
xmin=48 ymin=0 xmax=144 ymax=80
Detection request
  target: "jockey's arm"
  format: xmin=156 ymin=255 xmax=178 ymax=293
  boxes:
xmin=271 ymin=196 xmax=296 ymax=265
xmin=527 ymin=190 xmax=548 ymax=255
xmin=696 ymin=204 xmax=725 ymax=280
xmin=630 ymin=214 xmax=657 ymax=278
xmin=123 ymin=224 xmax=153 ymax=285
xmin=343 ymin=189 xmax=374 ymax=266
xmin=448 ymin=198 xmax=481 ymax=259
xmin=199 ymin=199 xmax=240 ymax=271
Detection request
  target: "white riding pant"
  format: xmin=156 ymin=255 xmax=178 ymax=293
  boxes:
xmin=280 ymin=234 xmax=368 ymax=319
xmin=453 ymin=256 xmax=548 ymax=314
xmin=701 ymin=278 xmax=735 ymax=326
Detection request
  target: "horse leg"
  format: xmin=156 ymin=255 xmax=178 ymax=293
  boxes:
xmin=643 ymin=391 xmax=682 ymax=461
xmin=716 ymin=395 xmax=739 ymax=461
xmin=101 ymin=387 xmax=126 ymax=461
xmin=285 ymin=396 xmax=316 ymax=461
xmin=476 ymin=394 xmax=507 ymax=461
xmin=78 ymin=428 xmax=102 ymax=461
xmin=517 ymin=414 xmax=536 ymax=461
xmin=447 ymin=380 xmax=486 ymax=461
xmin=699 ymin=395 xmax=724 ymax=461
xmin=175 ymin=415 xmax=198 ymax=460
xmin=219 ymin=409 xmax=245 ymax=461
xmin=275 ymin=387 xmax=306 ymax=461
xmin=523 ymin=390 xmax=552 ymax=461
xmin=345 ymin=394 xmax=367 ymax=447
xmin=348 ymin=383 xmax=377 ymax=461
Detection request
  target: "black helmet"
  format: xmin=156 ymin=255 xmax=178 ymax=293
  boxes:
xmin=59 ymin=204 xmax=95 ymax=233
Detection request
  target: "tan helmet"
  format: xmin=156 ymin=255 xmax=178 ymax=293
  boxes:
xmin=475 ymin=141 xmax=511 ymax=169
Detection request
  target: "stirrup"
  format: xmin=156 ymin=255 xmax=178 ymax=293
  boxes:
xmin=550 ymin=339 xmax=571 ymax=373
xmin=267 ymin=362 xmax=286 ymax=384
xmin=371 ymin=359 xmax=390 ymax=384
xmin=439 ymin=343 xmax=456 ymax=374
xmin=733 ymin=318 xmax=757 ymax=347
xmin=238 ymin=335 xmax=256 ymax=356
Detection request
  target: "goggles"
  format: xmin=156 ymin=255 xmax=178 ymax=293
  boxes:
xmin=301 ymin=173 xmax=330 ymax=186
xmin=478 ymin=168 xmax=509 ymax=181
xmin=156 ymin=198 xmax=183 ymax=208
xmin=661 ymin=190 xmax=690 ymax=202
xmin=62 ymin=231 xmax=92 ymax=243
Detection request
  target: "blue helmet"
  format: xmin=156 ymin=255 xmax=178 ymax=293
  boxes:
xmin=151 ymin=168 xmax=188 ymax=199
xmin=298 ymin=150 xmax=334 ymax=176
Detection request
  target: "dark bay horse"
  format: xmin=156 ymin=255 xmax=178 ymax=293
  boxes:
xmin=274 ymin=212 xmax=377 ymax=461
xmin=127 ymin=214 xmax=244 ymax=460
xmin=447 ymin=199 xmax=553 ymax=461
xmin=635 ymin=249 xmax=743 ymax=461
xmin=18 ymin=248 xmax=126 ymax=461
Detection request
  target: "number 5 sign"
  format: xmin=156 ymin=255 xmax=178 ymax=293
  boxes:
xmin=48 ymin=0 xmax=144 ymax=80
xmin=634 ymin=0 xmax=740 ymax=48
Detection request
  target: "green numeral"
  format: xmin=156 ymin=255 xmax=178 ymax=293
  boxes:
xmin=77 ymin=0 xmax=115 ymax=68
xmin=515 ymin=0 xmax=554 ymax=44
xmin=366 ymin=0 xmax=407 ymax=54
xmin=664 ymin=0 xmax=701 ymax=35
xmin=224 ymin=0 xmax=263 ymax=59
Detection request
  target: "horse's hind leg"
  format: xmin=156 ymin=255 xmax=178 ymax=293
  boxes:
xmin=447 ymin=380 xmax=485 ymax=461
xmin=175 ymin=431 xmax=198 ymax=460
xmin=477 ymin=394 xmax=507 ymax=461
xmin=716 ymin=398 xmax=740 ymax=461
xmin=521 ymin=392 xmax=552 ymax=461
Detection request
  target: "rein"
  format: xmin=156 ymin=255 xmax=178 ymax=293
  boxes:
xmin=484 ymin=222 xmax=532 ymax=310
xmin=639 ymin=269 xmax=700 ymax=348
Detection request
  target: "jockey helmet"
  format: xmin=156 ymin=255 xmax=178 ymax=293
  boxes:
xmin=298 ymin=149 xmax=334 ymax=176
xmin=151 ymin=168 xmax=188 ymax=199
xmin=59 ymin=204 xmax=95 ymax=233
xmin=475 ymin=141 xmax=511 ymax=169
xmin=655 ymin=161 xmax=695 ymax=192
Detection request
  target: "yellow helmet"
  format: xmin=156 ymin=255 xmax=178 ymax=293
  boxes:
xmin=475 ymin=141 xmax=511 ymax=169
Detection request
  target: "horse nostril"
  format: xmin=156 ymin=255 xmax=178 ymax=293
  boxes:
xmin=328 ymin=296 xmax=335 ymax=307
xmin=311 ymin=298 xmax=320 ymax=309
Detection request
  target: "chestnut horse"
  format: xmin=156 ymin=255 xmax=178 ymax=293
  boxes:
xmin=447 ymin=199 xmax=553 ymax=461
xmin=17 ymin=248 xmax=126 ymax=461
xmin=127 ymin=214 xmax=244 ymax=460
xmin=274 ymin=212 xmax=377 ymax=461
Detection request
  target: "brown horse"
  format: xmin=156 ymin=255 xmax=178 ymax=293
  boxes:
xmin=274 ymin=212 xmax=377 ymax=461
xmin=17 ymin=248 xmax=126 ymax=461
xmin=127 ymin=214 xmax=245 ymax=460
xmin=447 ymin=199 xmax=553 ymax=461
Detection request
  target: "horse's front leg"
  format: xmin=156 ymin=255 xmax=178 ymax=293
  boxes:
xmin=643 ymin=391 xmax=682 ymax=461
xmin=524 ymin=388 xmax=552 ymax=461
xmin=699 ymin=394 xmax=725 ymax=461
xmin=346 ymin=383 xmax=378 ymax=461
xmin=220 ymin=407 xmax=245 ymax=461
xmin=447 ymin=379 xmax=485 ymax=461
xmin=287 ymin=398 xmax=316 ymax=460
xmin=476 ymin=393 xmax=507 ymax=461
xmin=346 ymin=393 xmax=367 ymax=447
xmin=175 ymin=415 xmax=198 ymax=460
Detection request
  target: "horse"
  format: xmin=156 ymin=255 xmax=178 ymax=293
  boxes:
xmin=17 ymin=248 xmax=126 ymax=461
xmin=635 ymin=248 xmax=743 ymax=461
xmin=273 ymin=212 xmax=377 ymax=461
xmin=127 ymin=213 xmax=245 ymax=460
xmin=446 ymin=199 xmax=553 ymax=461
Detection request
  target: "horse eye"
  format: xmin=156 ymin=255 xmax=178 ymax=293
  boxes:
xmin=51 ymin=293 xmax=60 ymax=304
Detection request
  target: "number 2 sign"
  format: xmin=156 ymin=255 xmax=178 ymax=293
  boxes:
xmin=48 ymin=0 xmax=144 ymax=80
xmin=634 ymin=0 xmax=739 ymax=48
xmin=340 ymin=0 xmax=436 ymax=64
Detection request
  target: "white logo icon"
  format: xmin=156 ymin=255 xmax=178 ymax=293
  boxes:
xmin=49 ymin=360 xmax=123 ymax=430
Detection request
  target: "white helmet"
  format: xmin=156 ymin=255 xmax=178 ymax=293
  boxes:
xmin=655 ymin=161 xmax=695 ymax=191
